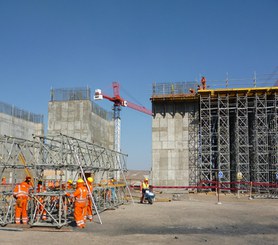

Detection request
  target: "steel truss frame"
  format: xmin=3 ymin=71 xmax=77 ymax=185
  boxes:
xmin=199 ymin=90 xmax=277 ymax=193
xmin=0 ymin=134 xmax=129 ymax=227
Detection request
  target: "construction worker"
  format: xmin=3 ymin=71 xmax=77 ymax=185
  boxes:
xmin=140 ymin=177 xmax=149 ymax=203
xmin=62 ymin=179 xmax=73 ymax=190
xmin=36 ymin=180 xmax=47 ymax=221
xmin=66 ymin=178 xmax=88 ymax=228
xmin=1 ymin=176 xmax=6 ymax=185
xmin=108 ymin=177 xmax=116 ymax=202
xmin=67 ymin=179 xmax=73 ymax=190
xmin=85 ymin=177 xmax=94 ymax=222
xmin=13 ymin=176 xmax=31 ymax=224
xmin=201 ymin=76 xmax=207 ymax=90
xmin=189 ymin=88 xmax=195 ymax=94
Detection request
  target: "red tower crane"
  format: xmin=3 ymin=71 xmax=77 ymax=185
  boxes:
xmin=94 ymin=82 xmax=152 ymax=153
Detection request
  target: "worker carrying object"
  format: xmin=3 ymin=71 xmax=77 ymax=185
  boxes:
xmin=66 ymin=178 xmax=88 ymax=228
xmin=13 ymin=176 xmax=31 ymax=224
xmin=85 ymin=177 xmax=94 ymax=222
xmin=140 ymin=178 xmax=150 ymax=203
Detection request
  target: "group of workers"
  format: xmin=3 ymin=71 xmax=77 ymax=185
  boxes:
xmin=189 ymin=76 xmax=207 ymax=94
xmin=12 ymin=176 xmax=95 ymax=228
xmin=11 ymin=175 xmax=150 ymax=227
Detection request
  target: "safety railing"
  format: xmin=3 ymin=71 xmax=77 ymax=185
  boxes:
xmin=0 ymin=101 xmax=43 ymax=124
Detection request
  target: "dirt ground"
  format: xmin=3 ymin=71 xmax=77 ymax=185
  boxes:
xmin=1 ymin=192 xmax=278 ymax=245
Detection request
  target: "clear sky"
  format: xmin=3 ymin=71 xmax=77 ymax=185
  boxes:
xmin=0 ymin=0 xmax=277 ymax=170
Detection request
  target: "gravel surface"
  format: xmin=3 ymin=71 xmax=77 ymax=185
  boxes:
xmin=1 ymin=193 xmax=278 ymax=245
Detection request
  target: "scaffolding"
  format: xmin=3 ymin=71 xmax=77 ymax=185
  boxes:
xmin=151 ymin=76 xmax=278 ymax=193
xmin=199 ymin=88 xmax=278 ymax=193
xmin=188 ymin=103 xmax=198 ymax=188
xmin=0 ymin=134 xmax=130 ymax=227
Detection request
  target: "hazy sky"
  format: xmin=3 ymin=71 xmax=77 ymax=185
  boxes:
xmin=0 ymin=0 xmax=277 ymax=170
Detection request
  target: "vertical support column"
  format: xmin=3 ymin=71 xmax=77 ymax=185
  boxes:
xmin=236 ymin=94 xmax=250 ymax=183
xmin=217 ymin=94 xmax=230 ymax=190
xmin=113 ymin=104 xmax=121 ymax=180
xmin=188 ymin=102 xmax=198 ymax=187
xmin=251 ymin=93 xmax=269 ymax=192
xmin=268 ymin=92 xmax=278 ymax=187
xmin=199 ymin=94 xmax=213 ymax=187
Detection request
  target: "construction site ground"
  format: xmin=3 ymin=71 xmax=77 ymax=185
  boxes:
xmin=1 ymin=191 xmax=278 ymax=245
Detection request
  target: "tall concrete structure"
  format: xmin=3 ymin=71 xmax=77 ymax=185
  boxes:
xmin=151 ymin=82 xmax=199 ymax=187
xmin=48 ymin=87 xmax=114 ymax=149
xmin=0 ymin=101 xmax=44 ymax=139
xmin=151 ymin=81 xmax=278 ymax=193
xmin=47 ymin=87 xmax=115 ymax=182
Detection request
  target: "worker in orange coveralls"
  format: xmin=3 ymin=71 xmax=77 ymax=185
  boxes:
xmin=62 ymin=179 xmax=73 ymax=190
xmin=36 ymin=180 xmax=47 ymax=221
xmin=13 ymin=176 xmax=31 ymax=224
xmin=1 ymin=176 xmax=7 ymax=184
xmin=201 ymin=76 xmax=207 ymax=90
xmin=66 ymin=178 xmax=88 ymax=228
xmin=85 ymin=177 xmax=94 ymax=222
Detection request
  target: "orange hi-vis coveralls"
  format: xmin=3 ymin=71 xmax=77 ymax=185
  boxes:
xmin=36 ymin=183 xmax=47 ymax=221
xmin=69 ymin=183 xmax=88 ymax=228
xmin=13 ymin=181 xmax=30 ymax=224
xmin=86 ymin=182 xmax=93 ymax=221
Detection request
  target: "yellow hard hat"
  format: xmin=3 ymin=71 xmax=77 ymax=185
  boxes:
xmin=87 ymin=177 xmax=94 ymax=183
xmin=77 ymin=178 xmax=84 ymax=183
xmin=67 ymin=179 xmax=73 ymax=184
xmin=144 ymin=178 xmax=148 ymax=181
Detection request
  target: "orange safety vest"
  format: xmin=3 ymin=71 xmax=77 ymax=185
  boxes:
xmin=37 ymin=184 xmax=46 ymax=193
xmin=71 ymin=186 xmax=88 ymax=203
xmin=13 ymin=181 xmax=30 ymax=198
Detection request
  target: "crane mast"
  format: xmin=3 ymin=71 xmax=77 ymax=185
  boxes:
xmin=94 ymin=82 xmax=152 ymax=155
xmin=113 ymin=104 xmax=121 ymax=152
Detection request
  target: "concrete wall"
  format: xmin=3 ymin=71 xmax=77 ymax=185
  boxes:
xmin=47 ymin=100 xmax=114 ymax=149
xmin=0 ymin=109 xmax=44 ymax=184
xmin=0 ymin=112 xmax=44 ymax=139
xmin=151 ymin=101 xmax=198 ymax=186
xmin=47 ymin=99 xmax=115 ymax=182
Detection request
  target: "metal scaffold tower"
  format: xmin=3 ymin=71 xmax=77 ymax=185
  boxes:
xmin=199 ymin=94 xmax=213 ymax=185
xmin=268 ymin=93 xmax=278 ymax=185
xmin=234 ymin=94 xmax=250 ymax=184
xmin=250 ymin=93 xmax=269 ymax=191
xmin=188 ymin=103 xmax=198 ymax=187
xmin=0 ymin=134 xmax=130 ymax=227
xmin=217 ymin=94 xmax=230 ymax=189
xmin=199 ymin=87 xmax=278 ymax=193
